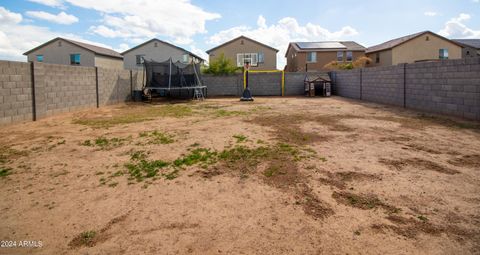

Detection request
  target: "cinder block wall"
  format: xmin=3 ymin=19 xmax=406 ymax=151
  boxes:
xmin=332 ymin=58 xmax=480 ymax=120
xmin=37 ymin=63 xmax=97 ymax=117
xmin=204 ymin=72 xmax=325 ymax=97
xmin=331 ymin=69 xmax=361 ymax=99
xmin=0 ymin=61 xmax=33 ymax=124
xmin=0 ymin=60 xmax=136 ymax=125
xmin=362 ymin=65 xmax=405 ymax=107
xmin=98 ymin=67 xmax=132 ymax=105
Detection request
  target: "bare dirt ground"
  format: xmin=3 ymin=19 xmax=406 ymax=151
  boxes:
xmin=0 ymin=96 xmax=479 ymax=255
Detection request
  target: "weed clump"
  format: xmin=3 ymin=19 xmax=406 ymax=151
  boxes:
xmin=139 ymin=130 xmax=174 ymax=144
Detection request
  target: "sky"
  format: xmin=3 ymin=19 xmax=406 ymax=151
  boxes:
xmin=0 ymin=0 xmax=479 ymax=68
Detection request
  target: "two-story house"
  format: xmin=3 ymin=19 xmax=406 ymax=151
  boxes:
xmin=285 ymin=41 xmax=366 ymax=72
xmin=23 ymin=37 xmax=123 ymax=69
xmin=121 ymin=38 xmax=205 ymax=70
xmin=206 ymin=36 xmax=279 ymax=70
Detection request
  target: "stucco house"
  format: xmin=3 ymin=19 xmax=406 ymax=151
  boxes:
xmin=285 ymin=41 xmax=366 ymax=72
xmin=23 ymin=37 xmax=123 ymax=69
xmin=121 ymin=38 xmax=205 ymax=70
xmin=206 ymin=36 xmax=279 ymax=70
xmin=452 ymin=39 xmax=480 ymax=58
xmin=365 ymin=31 xmax=463 ymax=67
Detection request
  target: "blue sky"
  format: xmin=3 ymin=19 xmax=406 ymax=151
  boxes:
xmin=0 ymin=0 xmax=479 ymax=68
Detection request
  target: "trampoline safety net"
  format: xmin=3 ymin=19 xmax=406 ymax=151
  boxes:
xmin=143 ymin=58 xmax=206 ymax=98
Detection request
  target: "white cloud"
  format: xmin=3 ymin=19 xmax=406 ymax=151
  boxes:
xmin=26 ymin=11 xmax=78 ymax=25
xmin=0 ymin=7 xmax=112 ymax=61
xmin=28 ymin=0 xmax=65 ymax=8
xmin=424 ymin=11 xmax=438 ymax=17
xmin=64 ymin=0 xmax=220 ymax=44
xmin=0 ymin=6 xmax=22 ymax=23
xmin=439 ymin=13 xmax=480 ymax=38
xmin=115 ymin=43 xmax=130 ymax=53
xmin=207 ymin=16 xmax=359 ymax=69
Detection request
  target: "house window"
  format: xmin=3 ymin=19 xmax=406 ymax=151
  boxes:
xmin=346 ymin=51 xmax=353 ymax=62
xmin=337 ymin=51 xmax=344 ymax=61
xmin=182 ymin=54 xmax=189 ymax=63
xmin=375 ymin=53 xmax=380 ymax=63
xmin=236 ymin=53 xmax=258 ymax=67
xmin=136 ymin=55 xmax=145 ymax=65
xmin=154 ymin=42 xmax=158 ymax=47
xmin=426 ymin=36 xmax=430 ymax=41
xmin=36 ymin=55 xmax=43 ymax=62
xmin=306 ymin=52 xmax=316 ymax=63
xmin=240 ymin=40 xmax=244 ymax=45
xmin=258 ymin=52 xmax=265 ymax=63
xmin=70 ymin=54 xmax=80 ymax=65
xmin=439 ymin=49 xmax=449 ymax=59
xmin=58 ymin=41 xmax=62 ymax=47
xmin=466 ymin=51 xmax=470 ymax=56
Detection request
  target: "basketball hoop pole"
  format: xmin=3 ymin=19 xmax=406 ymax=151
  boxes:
xmin=240 ymin=62 xmax=254 ymax=101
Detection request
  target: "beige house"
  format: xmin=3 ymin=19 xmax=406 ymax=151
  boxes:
xmin=285 ymin=41 xmax=366 ymax=72
xmin=121 ymin=39 xmax=205 ymax=70
xmin=452 ymin=39 xmax=480 ymax=58
xmin=366 ymin=31 xmax=463 ymax=67
xmin=206 ymin=36 xmax=278 ymax=70
xmin=23 ymin=37 xmax=123 ymax=69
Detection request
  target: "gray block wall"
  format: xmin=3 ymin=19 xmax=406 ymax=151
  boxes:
xmin=98 ymin=67 xmax=132 ymax=105
xmin=332 ymin=58 xmax=480 ymax=120
xmin=362 ymin=65 xmax=405 ymax=107
xmin=0 ymin=61 xmax=33 ymax=124
xmin=0 ymin=60 xmax=136 ymax=125
xmin=204 ymin=72 xmax=325 ymax=97
xmin=40 ymin=63 xmax=97 ymax=116
xmin=331 ymin=69 xmax=361 ymax=99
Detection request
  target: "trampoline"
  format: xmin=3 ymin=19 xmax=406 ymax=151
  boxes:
xmin=142 ymin=58 xmax=206 ymax=100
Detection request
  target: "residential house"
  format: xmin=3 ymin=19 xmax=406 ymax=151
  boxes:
xmin=206 ymin=36 xmax=278 ymax=70
xmin=365 ymin=31 xmax=463 ymax=67
xmin=452 ymin=39 xmax=480 ymax=58
xmin=23 ymin=37 xmax=123 ymax=69
xmin=121 ymin=38 xmax=205 ymax=70
xmin=285 ymin=41 xmax=366 ymax=72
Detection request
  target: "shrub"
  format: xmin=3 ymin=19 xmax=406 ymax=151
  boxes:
xmin=202 ymin=53 xmax=240 ymax=75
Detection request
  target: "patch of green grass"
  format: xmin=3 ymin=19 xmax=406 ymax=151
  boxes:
xmin=233 ymin=134 xmax=247 ymax=143
xmin=417 ymin=215 xmax=428 ymax=222
xmin=174 ymin=148 xmax=217 ymax=167
xmin=215 ymin=109 xmax=247 ymax=117
xmin=125 ymin=159 xmax=169 ymax=182
xmin=82 ymin=136 xmax=129 ymax=150
xmin=72 ymin=105 xmax=194 ymax=128
xmin=79 ymin=231 xmax=96 ymax=245
xmin=139 ymin=130 xmax=174 ymax=144
xmin=263 ymin=165 xmax=286 ymax=177
xmin=0 ymin=167 xmax=12 ymax=177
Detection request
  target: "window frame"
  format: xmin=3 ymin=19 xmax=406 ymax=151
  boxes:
xmin=70 ymin=54 xmax=81 ymax=65
xmin=439 ymin=48 xmax=449 ymax=60
xmin=375 ymin=53 xmax=380 ymax=63
xmin=36 ymin=55 xmax=44 ymax=62
xmin=337 ymin=51 xmax=344 ymax=62
xmin=182 ymin=54 xmax=189 ymax=64
xmin=306 ymin=52 xmax=317 ymax=63
xmin=136 ymin=54 xmax=145 ymax=65
xmin=258 ymin=52 xmax=265 ymax=63
xmin=346 ymin=51 xmax=353 ymax=62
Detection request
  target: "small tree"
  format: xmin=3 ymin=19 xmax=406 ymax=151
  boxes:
xmin=324 ymin=56 xmax=372 ymax=70
xmin=203 ymin=53 xmax=241 ymax=75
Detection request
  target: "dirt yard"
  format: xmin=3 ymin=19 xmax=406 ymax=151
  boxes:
xmin=0 ymin=96 xmax=479 ymax=255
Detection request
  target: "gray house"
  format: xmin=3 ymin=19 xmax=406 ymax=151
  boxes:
xmin=23 ymin=37 xmax=123 ymax=69
xmin=121 ymin=39 xmax=205 ymax=70
xmin=452 ymin=39 xmax=480 ymax=58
